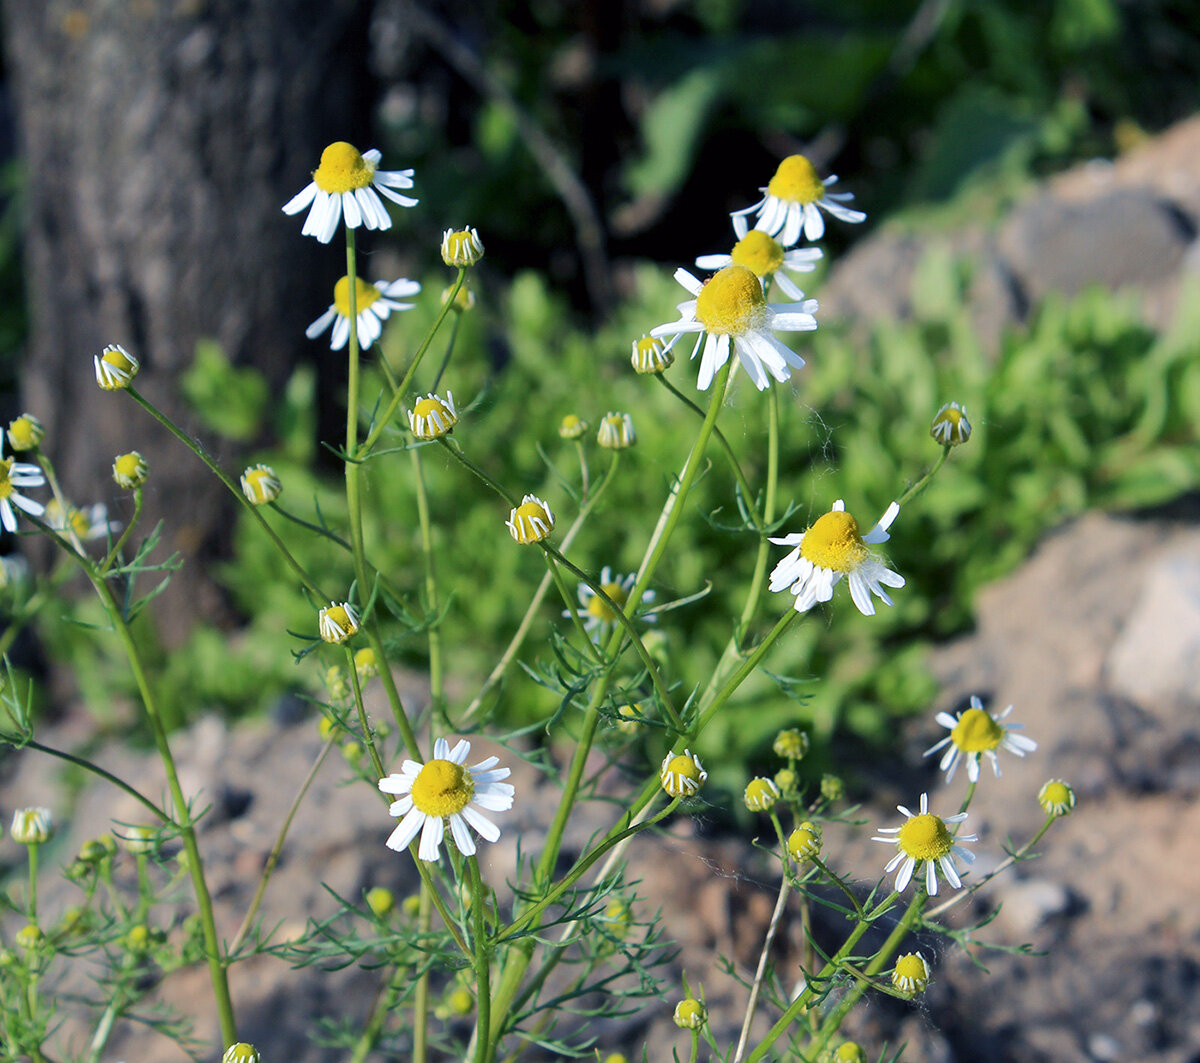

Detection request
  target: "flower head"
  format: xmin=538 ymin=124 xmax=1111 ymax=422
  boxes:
xmin=597 ymin=411 xmax=636 ymax=450
xmin=1038 ymin=779 xmax=1077 ymax=818
xmin=354 ymin=646 xmax=379 ymax=679
xmin=788 ymin=822 xmax=822 ymax=862
xmin=306 ymin=275 xmax=421 ymax=351
xmin=834 ymin=1043 xmax=866 ymax=1063
xmin=222 ymin=1045 xmax=261 ymax=1063
xmin=94 ymin=343 xmax=140 ymax=390
xmin=559 ymin=414 xmax=588 ymax=440
xmin=650 ymin=266 xmax=816 ymax=391
xmin=119 ymin=825 xmax=158 ymax=855
xmin=44 ymin=499 xmax=119 ymax=542
xmin=0 ymin=440 xmax=45 ymax=533
xmin=924 ymin=696 xmax=1037 ymax=783
xmin=379 ymin=737 xmax=515 ymax=862
xmin=442 ymin=282 xmax=477 ymax=312
xmin=441 ymin=227 xmax=484 ymax=267
xmin=408 ymin=392 xmax=458 ymax=440
xmin=773 ymin=728 xmax=809 ymax=761
xmin=673 ymin=998 xmax=706 ymax=1030
xmin=506 ymin=494 xmax=554 ymax=544
xmin=743 ymin=776 xmax=780 ymax=812
xmin=240 ymin=464 xmax=282 ymax=505
xmin=892 ymin=952 xmax=931 ymax=995
xmin=732 ymin=154 xmax=866 ymax=245
xmin=695 ymin=220 xmax=823 ymax=302
xmin=566 ymin=566 xmax=656 ymax=640
xmin=11 ymin=807 xmax=54 ymax=845
xmin=366 ymin=886 xmax=395 ymax=917
xmin=631 ymin=335 xmax=675 ymax=375
xmin=770 ymin=499 xmax=903 ymax=616
xmin=113 ymin=451 xmax=149 ymax=489
xmin=872 ymin=793 xmax=976 ymax=896
xmin=318 ymin=601 xmax=361 ymax=644
xmin=660 ymin=749 xmax=707 ymax=798
xmin=6 ymin=414 xmax=44 ymax=452
xmin=931 ymin=402 xmax=972 ymax=446
xmin=282 ymin=141 xmax=417 ymax=244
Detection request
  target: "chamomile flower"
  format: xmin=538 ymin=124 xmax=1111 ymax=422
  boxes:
xmin=695 ymin=217 xmax=823 ymax=301
xmin=318 ymin=601 xmax=361 ymax=644
xmin=6 ymin=414 xmax=44 ymax=452
xmin=872 ymin=793 xmax=976 ymax=896
xmin=1038 ymin=779 xmax=1077 ymax=818
xmin=659 ymin=749 xmax=707 ymax=798
xmin=924 ymin=696 xmax=1038 ymax=784
xmin=732 ymin=154 xmax=866 ymax=246
xmin=650 ymin=265 xmax=817 ymax=391
xmin=565 ymin=566 xmax=656 ymax=639
xmin=240 ymin=464 xmax=282 ymax=505
xmin=597 ymin=411 xmax=636 ymax=449
xmin=0 ymin=440 xmax=45 ymax=533
xmin=631 ymin=335 xmax=675 ymax=375
xmin=891 ymin=952 xmax=931 ymax=995
xmin=931 ymin=402 xmax=972 ymax=446
xmin=283 ymin=142 xmax=417 ymax=244
xmin=506 ymin=495 xmax=554 ymax=544
xmin=44 ymin=499 xmax=120 ymax=542
xmin=378 ymin=737 xmax=514 ymax=862
xmin=94 ymin=343 xmax=139 ymax=390
xmin=408 ymin=392 xmax=458 ymax=440
xmin=769 ymin=499 xmax=903 ymax=616
xmin=306 ymin=276 xmax=421 ymax=351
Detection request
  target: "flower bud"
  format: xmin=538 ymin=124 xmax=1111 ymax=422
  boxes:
xmin=112 ymin=451 xmax=149 ymax=488
xmin=94 ymin=343 xmax=140 ymax=390
xmin=319 ymin=601 xmax=361 ymax=644
xmin=441 ymin=227 xmax=484 ymax=267
xmin=930 ymin=402 xmax=971 ymax=446
xmin=240 ymin=464 xmax=282 ymax=505
xmin=673 ymin=998 xmax=706 ymax=1030
xmin=11 ymin=807 xmax=54 ymax=845
xmin=1038 ymin=779 xmax=1077 ymax=818
xmin=6 ymin=414 xmax=44 ymax=452
xmin=743 ymin=777 xmax=780 ymax=812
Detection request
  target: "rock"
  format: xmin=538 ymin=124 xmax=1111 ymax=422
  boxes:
xmin=1107 ymin=550 xmax=1200 ymax=711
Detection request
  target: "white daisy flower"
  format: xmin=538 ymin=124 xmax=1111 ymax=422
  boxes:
xmin=564 ymin=565 xmax=656 ymax=640
xmin=731 ymin=154 xmax=866 ymax=246
xmin=769 ymin=499 xmax=903 ymax=616
xmin=872 ymin=793 xmax=976 ymax=896
xmin=924 ymin=696 xmax=1037 ymax=784
xmin=379 ymin=737 xmax=515 ymax=862
xmin=506 ymin=494 xmax=554 ymax=544
xmin=44 ymin=499 xmax=121 ymax=542
xmin=306 ymin=275 xmax=421 ymax=351
xmin=318 ymin=601 xmax=361 ymax=644
xmin=282 ymin=141 xmax=418 ymax=244
xmin=695 ymin=216 xmax=823 ymax=302
xmin=650 ymin=265 xmax=817 ymax=391
xmin=408 ymin=392 xmax=458 ymax=440
xmin=0 ymin=440 xmax=45 ymax=533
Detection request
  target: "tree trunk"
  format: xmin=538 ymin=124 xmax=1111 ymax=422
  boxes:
xmin=2 ymin=0 xmax=378 ymax=643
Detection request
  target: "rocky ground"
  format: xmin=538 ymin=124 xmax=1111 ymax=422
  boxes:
xmin=4 ymin=118 xmax=1200 ymax=1063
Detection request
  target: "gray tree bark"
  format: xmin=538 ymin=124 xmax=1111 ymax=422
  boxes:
xmin=2 ymin=0 xmax=378 ymax=641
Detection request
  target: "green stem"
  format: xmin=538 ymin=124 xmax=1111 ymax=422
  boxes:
xmin=414 ymin=882 xmax=433 ymax=1063
xmin=268 ymin=502 xmax=352 ymax=551
xmin=19 ymin=741 xmax=171 ymax=825
xmin=360 ymin=270 xmax=467 ymax=457
xmin=541 ymin=549 xmax=604 ymax=662
xmin=347 ymin=644 xmax=386 ymax=779
xmin=98 ymin=487 xmax=144 ymax=577
xmin=349 ymin=966 xmax=407 ymax=1063
xmin=470 ymin=856 xmax=493 ymax=1063
xmin=228 ymin=736 xmax=337 ymax=958
xmin=898 ymin=444 xmax=951 ymax=507
xmin=125 ymin=387 xmax=326 ymax=601
xmin=26 ymin=843 xmax=38 ymax=922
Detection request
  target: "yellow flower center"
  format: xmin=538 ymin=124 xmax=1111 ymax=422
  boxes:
xmin=897 ymin=813 xmax=954 ymax=861
xmin=799 ymin=511 xmax=868 ymax=572
xmin=514 ymin=499 xmax=551 ymax=527
xmin=766 ymin=154 xmax=825 ymax=204
xmin=67 ymin=507 xmax=91 ymax=539
xmin=312 ymin=142 xmax=375 ymax=194
xmin=8 ymin=417 xmax=41 ymax=450
xmin=694 ymin=265 xmax=766 ymax=336
xmin=1039 ymin=780 xmax=1076 ymax=816
xmin=102 ymin=347 xmax=136 ymax=373
xmin=410 ymin=759 xmax=475 ymax=818
xmin=664 ymin=754 xmax=700 ymax=781
xmin=0 ymin=459 xmax=13 ymax=500
xmin=893 ymin=953 xmax=929 ymax=987
xmin=950 ymin=707 xmax=1003 ymax=753
xmin=333 ymin=276 xmax=383 ymax=317
xmin=413 ymin=397 xmax=451 ymax=421
xmin=325 ymin=605 xmax=354 ymax=630
xmin=730 ymin=230 xmax=785 ymax=277
xmin=587 ymin=581 xmax=628 ymax=623
xmin=114 ymin=453 xmax=144 ymax=482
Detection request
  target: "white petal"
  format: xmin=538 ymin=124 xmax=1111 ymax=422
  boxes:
xmin=342 ymin=189 xmax=363 ymax=229
xmin=447 ymin=739 xmax=470 ymax=764
xmin=282 ymin=182 xmax=318 ymax=215
xmin=673 ymin=268 xmax=704 ymax=296
xmin=461 ymin=804 xmax=501 ymax=842
xmin=695 ymin=254 xmax=731 ymax=270
xmin=418 ymin=815 xmax=445 ymax=861
xmin=385 ymin=806 xmax=425 ymax=851
xmin=925 ymin=860 xmax=939 ymax=895
xmin=433 ymin=737 xmax=450 ymax=759
xmin=801 ymin=203 xmax=824 ymax=242
xmin=896 ymin=856 xmax=915 ymax=892
xmin=448 ymin=813 xmax=476 ymax=856
xmin=306 ymin=305 xmax=338 ymax=340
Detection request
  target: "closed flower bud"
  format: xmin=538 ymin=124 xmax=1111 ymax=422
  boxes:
xmin=743 ymin=776 xmax=780 ymax=812
xmin=240 ymin=464 xmax=282 ymax=505
xmin=222 ymin=1044 xmax=261 ymax=1063
xmin=1038 ymin=779 xmax=1077 ymax=817
xmin=773 ymin=728 xmax=809 ymax=761
xmin=659 ymin=749 xmax=707 ymax=798
xmin=597 ymin=411 xmax=636 ymax=450
xmin=94 ymin=343 xmax=140 ymax=390
xmin=506 ymin=494 xmax=555 ymax=544
xmin=7 ymin=414 xmax=44 ymax=452
xmin=11 ymin=807 xmax=54 ymax=845
xmin=441 ymin=282 xmax=477 ymax=312
xmin=820 ymin=773 xmax=844 ymax=803
xmin=366 ymin=887 xmax=395 ymax=917
xmin=631 ymin=335 xmax=674 ymax=375
xmin=673 ymin=998 xmax=706 ymax=1030
xmin=441 ymin=227 xmax=484 ymax=267
xmin=930 ymin=402 xmax=971 ymax=446
xmin=318 ymin=601 xmax=361 ymax=644
xmin=891 ymin=951 xmax=931 ymax=995
xmin=559 ymin=414 xmax=588 ymax=439
xmin=112 ymin=451 xmax=149 ymax=488
xmin=787 ymin=821 xmax=822 ymax=862
xmin=16 ymin=924 xmax=44 ymax=951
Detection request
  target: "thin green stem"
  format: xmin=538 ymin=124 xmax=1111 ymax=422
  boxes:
xmin=469 ymin=856 xmax=493 ymax=1063
xmin=414 ymin=882 xmax=433 ymax=1063
xmin=228 ymin=736 xmax=337 ymax=958
xmin=26 ymin=843 xmax=38 ymax=922
xmin=898 ymin=444 xmax=951 ymax=507
xmin=541 ymin=549 xmax=604 ymax=662
xmin=267 ymin=503 xmax=352 ymax=552
xmin=430 ymin=311 xmax=462 ymax=392
xmin=360 ymin=270 xmax=467 ymax=457
xmin=98 ymin=487 xmax=144 ymax=577
xmin=19 ymin=741 xmax=171 ymax=825
xmin=125 ymin=387 xmax=326 ymax=601
xmin=346 ymin=644 xmax=386 ymax=779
